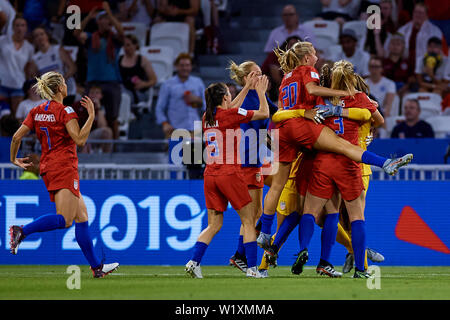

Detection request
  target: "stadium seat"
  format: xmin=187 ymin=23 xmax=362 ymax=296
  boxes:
xmin=122 ymin=22 xmax=149 ymax=47
xmin=402 ymin=92 xmax=442 ymax=119
xmin=426 ymin=116 xmax=450 ymax=138
xmin=150 ymin=22 xmax=189 ymax=58
xmin=342 ymin=21 xmax=367 ymax=51
xmin=385 ymin=115 xmax=405 ymax=136
xmin=314 ymin=36 xmax=336 ymax=56
xmin=62 ymin=45 xmax=78 ymax=62
xmin=303 ymin=20 xmax=340 ymax=45
xmin=140 ymin=45 xmax=175 ymax=84
xmin=118 ymin=92 xmax=132 ymax=140
xmin=324 ymin=44 xmax=342 ymax=61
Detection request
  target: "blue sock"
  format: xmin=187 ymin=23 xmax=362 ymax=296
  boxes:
xmin=320 ymin=213 xmax=339 ymax=263
xmin=298 ymin=214 xmax=316 ymax=251
xmin=75 ymin=222 xmax=101 ymax=269
xmin=273 ymin=211 xmax=300 ymax=249
xmin=260 ymin=213 xmax=275 ymax=234
xmin=361 ymin=151 xmax=388 ymax=168
xmin=192 ymin=241 xmax=208 ymax=264
xmin=237 ymin=235 xmax=245 ymax=256
xmin=244 ymin=241 xmax=257 ymax=268
xmin=351 ymin=220 xmax=366 ymax=271
xmin=22 ymin=214 xmax=66 ymax=236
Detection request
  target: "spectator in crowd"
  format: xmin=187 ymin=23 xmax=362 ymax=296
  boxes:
xmin=262 ymin=35 xmax=301 ymax=101
xmin=416 ymin=37 xmax=447 ymax=94
xmin=317 ymin=0 xmax=360 ymax=26
xmin=155 ymin=0 xmax=200 ymax=57
xmin=14 ymin=0 xmax=48 ymax=31
xmin=391 ymin=99 xmax=434 ymax=138
xmin=226 ymin=82 xmax=238 ymax=100
xmin=0 ymin=15 xmax=34 ymax=117
xmin=74 ymin=2 xmax=125 ymax=140
xmin=202 ymin=0 xmax=221 ymax=55
xmin=335 ymin=28 xmax=370 ymax=77
xmin=0 ymin=112 xmax=20 ymax=137
xmin=74 ymin=85 xmax=113 ymax=153
xmin=155 ymin=53 xmax=205 ymax=138
xmin=366 ymin=56 xmax=397 ymax=117
xmin=0 ymin=0 xmax=16 ymax=35
xmin=263 ymin=4 xmax=316 ymax=53
xmin=119 ymin=34 xmax=157 ymax=104
xmin=364 ymin=0 xmax=397 ymax=57
xmin=19 ymin=153 xmax=40 ymax=180
xmin=15 ymin=79 xmax=45 ymax=121
xmin=31 ymin=26 xmax=77 ymax=105
xmin=389 ymin=2 xmax=444 ymax=74
xmin=382 ymin=33 xmax=414 ymax=94
xmin=118 ymin=0 xmax=155 ymax=25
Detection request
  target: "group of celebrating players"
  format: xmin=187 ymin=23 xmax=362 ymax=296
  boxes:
xmin=7 ymin=39 xmax=412 ymax=280
xmin=185 ymin=40 xmax=413 ymax=279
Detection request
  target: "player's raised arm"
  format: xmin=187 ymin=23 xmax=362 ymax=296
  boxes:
xmin=10 ymin=124 xmax=32 ymax=170
xmin=251 ymin=76 xmax=270 ymax=120
xmin=66 ymin=96 xmax=96 ymax=147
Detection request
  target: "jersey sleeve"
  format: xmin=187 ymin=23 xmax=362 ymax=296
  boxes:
xmin=232 ymin=108 xmax=255 ymax=124
xmin=358 ymin=93 xmax=377 ymax=114
xmin=300 ymin=66 xmax=320 ymax=85
xmin=61 ymin=105 xmax=79 ymax=125
xmin=22 ymin=109 xmax=34 ymax=130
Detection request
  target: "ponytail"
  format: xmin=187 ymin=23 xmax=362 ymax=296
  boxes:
xmin=204 ymin=83 xmax=228 ymax=127
xmin=274 ymin=41 xmax=314 ymax=74
xmin=33 ymin=71 xmax=64 ymax=100
xmin=228 ymin=60 xmax=256 ymax=86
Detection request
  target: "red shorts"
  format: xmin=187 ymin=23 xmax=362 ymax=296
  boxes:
xmin=204 ymin=173 xmax=252 ymax=212
xmin=307 ymin=153 xmax=364 ymax=201
xmin=276 ymin=118 xmax=324 ymax=163
xmin=296 ymin=151 xmax=316 ymax=197
xmin=41 ymin=167 xmax=80 ymax=202
xmin=241 ymin=167 xmax=264 ymax=189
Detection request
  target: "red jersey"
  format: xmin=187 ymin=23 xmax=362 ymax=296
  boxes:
xmin=320 ymin=93 xmax=376 ymax=145
xmin=203 ymin=107 xmax=254 ymax=176
xmin=23 ymin=101 xmax=79 ymax=174
xmin=279 ymin=65 xmax=320 ymax=110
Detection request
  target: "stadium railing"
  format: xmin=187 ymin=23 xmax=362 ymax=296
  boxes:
xmin=1 ymin=164 xmax=450 ymax=180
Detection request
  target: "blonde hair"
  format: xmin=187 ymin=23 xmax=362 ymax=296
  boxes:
xmin=228 ymin=60 xmax=256 ymax=86
xmin=274 ymin=41 xmax=314 ymax=74
xmin=329 ymin=60 xmax=368 ymax=105
xmin=33 ymin=71 xmax=64 ymax=100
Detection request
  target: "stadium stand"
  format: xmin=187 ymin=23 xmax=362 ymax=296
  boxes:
xmin=149 ymin=22 xmax=190 ymax=59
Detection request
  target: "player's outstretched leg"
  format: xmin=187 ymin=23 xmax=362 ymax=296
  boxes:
xmin=9 ymin=214 xmax=66 ymax=254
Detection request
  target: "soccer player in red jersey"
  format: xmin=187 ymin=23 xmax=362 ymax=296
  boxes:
xmin=294 ymin=60 xmax=385 ymax=279
xmin=9 ymin=71 xmax=119 ymax=278
xmin=258 ymin=41 xmax=413 ymax=249
xmin=185 ymin=77 xmax=270 ymax=278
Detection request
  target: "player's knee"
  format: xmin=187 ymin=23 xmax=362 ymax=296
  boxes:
xmin=209 ymin=220 xmax=222 ymax=234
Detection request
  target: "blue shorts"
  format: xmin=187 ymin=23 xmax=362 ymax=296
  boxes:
xmin=0 ymin=85 xmax=24 ymax=98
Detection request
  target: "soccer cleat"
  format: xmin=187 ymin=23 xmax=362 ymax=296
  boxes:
xmin=264 ymin=247 xmax=278 ymax=268
xmin=246 ymin=266 xmax=263 ymax=278
xmin=229 ymin=253 xmax=248 ymax=273
xmin=90 ymin=262 xmax=119 ymax=278
xmin=367 ymin=248 xmax=385 ymax=263
xmin=353 ymin=269 xmax=373 ymax=278
xmin=382 ymin=153 xmax=413 ymax=175
xmin=342 ymin=252 xmax=354 ymax=273
xmin=185 ymin=260 xmax=203 ymax=278
xmin=316 ymin=263 xmax=343 ymax=278
xmin=256 ymin=232 xmax=271 ymax=250
xmin=291 ymin=249 xmax=308 ymax=275
xmin=9 ymin=225 xmax=25 ymax=255
xmin=258 ymin=269 xmax=269 ymax=278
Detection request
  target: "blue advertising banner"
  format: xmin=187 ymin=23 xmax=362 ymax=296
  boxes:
xmin=0 ymin=180 xmax=449 ymax=266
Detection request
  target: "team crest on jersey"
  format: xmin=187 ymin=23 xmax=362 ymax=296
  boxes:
xmin=74 ymin=179 xmax=78 ymax=190
xmin=280 ymin=201 xmax=286 ymax=211
xmin=65 ymin=106 xmax=75 ymax=114
xmin=310 ymin=71 xmax=319 ymax=79
xmin=256 ymin=172 xmax=261 ymax=183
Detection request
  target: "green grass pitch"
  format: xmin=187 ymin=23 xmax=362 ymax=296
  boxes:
xmin=1 ymin=265 xmax=449 ymax=300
